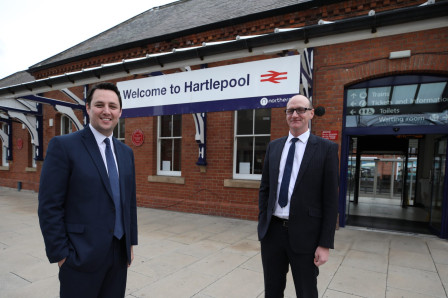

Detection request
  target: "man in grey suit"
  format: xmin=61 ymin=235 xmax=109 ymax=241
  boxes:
xmin=258 ymin=94 xmax=339 ymax=297
xmin=38 ymin=82 xmax=138 ymax=297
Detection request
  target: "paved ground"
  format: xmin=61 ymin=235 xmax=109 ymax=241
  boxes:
xmin=0 ymin=187 xmax=447 ymax=298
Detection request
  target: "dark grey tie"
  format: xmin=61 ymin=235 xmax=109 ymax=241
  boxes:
xmin=104 ymin=138 xmax=124 ymax=239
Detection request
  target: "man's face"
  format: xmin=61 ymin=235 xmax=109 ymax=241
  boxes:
xmin=86 ymin=89 xmax=122 ymax=137
xmin=286 ymin=95 xmax=314 ymax=136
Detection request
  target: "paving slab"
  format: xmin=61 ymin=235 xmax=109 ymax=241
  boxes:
xmin=328 ymin=265 xmax=387 ymax=297
xmin=341 ymin=249 xmax=388 ymax=274
xmin=386 ymin=286 xmax=441 ymax=298
xmin=198 ymin=267 xmax=264 ymax=298
xmin=387 ymin=265 xmax=446 ymax=297
xmin=389 ymin=249 xmax=437 ymax=272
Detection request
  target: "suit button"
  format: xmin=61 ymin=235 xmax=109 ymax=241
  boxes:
xmin=109 ymin=229 xmax=113 ymax=233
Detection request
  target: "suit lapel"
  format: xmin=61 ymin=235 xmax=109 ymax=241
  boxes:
xmin=273 ymin=137 xmax=288 ymax=181
xmin=113 ymin=138 xmax=126 ymax=204
xmin=81 ymin=126 xmax=114 ymax=200
xmin=269 ymin=137 xmax=287 ymax=198
xmin=294 ymin=134 xmax=318 ymax=187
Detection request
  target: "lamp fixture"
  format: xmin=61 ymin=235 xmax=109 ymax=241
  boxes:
xmin=389 ymin=50 xmax=411 ymax=59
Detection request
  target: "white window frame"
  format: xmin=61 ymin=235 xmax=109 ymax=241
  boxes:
xmin=1 ymin=146 xmax=7 ymax=167
xmin=233 ymin=109 xmax=271 ymax=180
xmin=157 ymin=115 xmax=182 ymax=176
xmin=114 ymin=118 xmax=125 ymax=142
xmin=60 ymin=115 xmax=73 ymax=135
xmin=31 ymin=143 xmax=37 ymax=168
xmin=1 ymin=123 xmax=9 ymax=167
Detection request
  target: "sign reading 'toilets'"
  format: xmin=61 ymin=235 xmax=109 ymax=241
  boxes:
xmin=118 ymin=55 xmax=301 ymax=117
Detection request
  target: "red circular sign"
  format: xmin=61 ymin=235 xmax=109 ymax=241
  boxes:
xmin=17 ymin=138 xmax=23 ymax=150
xmin=131 ymin=129 xmax=144 ymax=147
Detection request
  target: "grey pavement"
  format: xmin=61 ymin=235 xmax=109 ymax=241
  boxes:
xmin=0 ymin=187 xmax=447 ymax=298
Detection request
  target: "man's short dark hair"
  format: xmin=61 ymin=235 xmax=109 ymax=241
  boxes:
xmin=86 ymin=82 xmax=122 ymax=109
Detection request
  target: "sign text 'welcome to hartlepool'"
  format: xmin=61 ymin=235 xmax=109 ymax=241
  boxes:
xmin=117 ymin=55 xmax=301 ymax=116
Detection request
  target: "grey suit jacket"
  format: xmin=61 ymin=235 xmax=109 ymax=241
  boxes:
xmin=258 ymin=133 xmax=339 ymax=253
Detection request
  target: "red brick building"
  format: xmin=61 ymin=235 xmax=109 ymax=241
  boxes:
xmin=1 ymin=0 xmax=447 ymax=238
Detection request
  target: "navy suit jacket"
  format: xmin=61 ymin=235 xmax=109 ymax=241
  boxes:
xmin=258 ymin=133 xmax=339 ymax=253
xmin=38 ymin=126 xmax=138 ymax=272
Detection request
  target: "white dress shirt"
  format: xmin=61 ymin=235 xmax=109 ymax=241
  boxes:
xmin=89 ymin=124 xmax=119 ymax=176
xmin=273 ymin=130 xmax=310 ymax=219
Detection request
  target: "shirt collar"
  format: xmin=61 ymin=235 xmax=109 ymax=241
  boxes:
xmin=89 ymin=124 xmax=113 ymax=147
xmin=287 ymin=129 xmax=310 ymax=144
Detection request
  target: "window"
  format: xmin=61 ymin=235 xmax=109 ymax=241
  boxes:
xmin=157 ymin=115 xmax=182 ymax=176
xmin=1 ymin=123 xmax=8 ymax=167
xmin=234 ymin=109 xmax=271 ymax=179
xmin=345 ymin=75 xmax=448 ymax=127
xmin=391 ymin=85 xmax=418 ymax=105
xmin=367 ymin=87 xmax=391 ymax=106
xmin=416 ymin=82 xmax=447 ymax=104
xmin=31 ymin=144 xmax=37 ymax=168
xmin=61 ymin=115 xmax=73 ymax=135
xmin=26 ymin=138 xmax=37 ymax=169
xmin=113 ymin=118 xmax=125 ymax=143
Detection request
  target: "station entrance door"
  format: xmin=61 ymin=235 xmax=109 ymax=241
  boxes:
xmin=341 ymin=74 xmax=448 ymax=238
xmin=344 ymin=134 xmax=446 ymax=235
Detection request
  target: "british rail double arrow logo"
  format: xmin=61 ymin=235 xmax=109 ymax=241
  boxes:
xmin=260 ymin=70 xmax=288 ymax=84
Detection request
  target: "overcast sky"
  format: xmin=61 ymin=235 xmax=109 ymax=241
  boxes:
xmin=0 ymin=0 xmax=177 ymax=80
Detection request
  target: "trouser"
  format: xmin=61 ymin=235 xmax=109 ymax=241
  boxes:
xmin=261 ymin=217 xmax=319 ymax=298
xmin=59 ymin=237 xmax=128 ymax=298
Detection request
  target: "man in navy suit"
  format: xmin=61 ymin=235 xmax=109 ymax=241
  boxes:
xmin=258 ymin=94 xmax=339 ymax=297
xmin=38 ymin=82 xmax=138 ymax=298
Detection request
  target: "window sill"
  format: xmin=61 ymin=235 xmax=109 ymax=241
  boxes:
xmin=0 ymin=166 xmax=9 ymax=171
xmin=25 ymin=167 xmax=37 ymax=172
xmin=148 ymin=175 xmax=185 ymax=185
xmin=224 ymin=179 xmax=260 ymax=189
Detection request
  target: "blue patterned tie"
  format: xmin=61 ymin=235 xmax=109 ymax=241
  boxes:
xmin=104 ymin=138 xmax=124 ymax=239
xmin=278 ymin=138 xmax=299 ymax=208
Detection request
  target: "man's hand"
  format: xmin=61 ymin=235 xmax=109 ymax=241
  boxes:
xmin=314 ymin=246 xmax=329 ymax=267
xmin=128 ymin=246 xmax=134 ymax=267
xmin=58 ymin=258 xmax=66 ymax=268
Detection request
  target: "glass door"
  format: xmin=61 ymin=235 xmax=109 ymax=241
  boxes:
xmin=429 ymin=137 xmax=447 ymax=233
xmin=357 ymin=154 xmax=405 ymax=211
xmin=343 ymin=135 xmax=431 ymax=233
xmin=345 ymin=137 xmax=357 ymax=221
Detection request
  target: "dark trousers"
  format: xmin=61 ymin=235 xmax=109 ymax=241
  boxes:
xmin=260 ymin=217 xmax=319 ymax=298
xmin=59 ymin=237 xmax=128 ymax=298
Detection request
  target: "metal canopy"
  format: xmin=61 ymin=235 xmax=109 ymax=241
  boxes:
xmin=0 ymin=90 xmax=85 ymax=162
